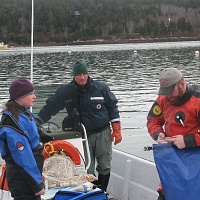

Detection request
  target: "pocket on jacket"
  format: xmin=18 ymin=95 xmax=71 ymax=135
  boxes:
xmin=90 ymin=97 xmax=105 ymax=112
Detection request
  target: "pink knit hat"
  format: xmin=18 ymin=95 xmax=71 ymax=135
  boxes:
xmin=9 ymin=78 xmax=35 ymax=100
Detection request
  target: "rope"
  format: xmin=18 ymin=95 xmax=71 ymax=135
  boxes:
xmin=43 ymin=142 xmax=68 ymax=157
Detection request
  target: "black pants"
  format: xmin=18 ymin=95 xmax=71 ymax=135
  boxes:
xmin=6 ymin=149 xmax=44 ymax=200
xmin=157 ymin=192 xmax=166 ymax=200
xmin=7 ymin=162 xmax=41 ymax=200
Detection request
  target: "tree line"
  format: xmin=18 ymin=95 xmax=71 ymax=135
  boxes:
xmin=0 ymin=0 xmax=200 ymax=45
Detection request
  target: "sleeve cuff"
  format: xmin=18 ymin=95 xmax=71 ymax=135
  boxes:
xmin=184 ymin=134 xmax=197 ymax=148
xmin=154 ymin=131 xmax=165 ymax=141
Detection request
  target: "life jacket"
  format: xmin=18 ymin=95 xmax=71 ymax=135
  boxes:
xmin=0 ymin=113 xmax=30 ymax=191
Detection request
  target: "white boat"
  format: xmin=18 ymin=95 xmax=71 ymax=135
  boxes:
xmin=41 ymin=124 xmax=160 ymax=200
xmin=0 ymin=121 xmax=160 ymax=200
xmin=109 ymin=149 xmax=159 ymax=200
xmin=0 ymin=0 xmax=160 ymax=199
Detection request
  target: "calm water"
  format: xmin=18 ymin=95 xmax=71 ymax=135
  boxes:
xmin=0 ymin=41 xmax=200 ymax=161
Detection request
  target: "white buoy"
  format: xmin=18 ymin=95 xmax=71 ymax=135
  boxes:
xmin=134 ymin=50 xmax=137 ymax=53
xmin=195 ymin=51 xmax=199 ymax=55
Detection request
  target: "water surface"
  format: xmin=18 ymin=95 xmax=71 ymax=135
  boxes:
xmin=0 ymin=41 xmax=200 ymax=161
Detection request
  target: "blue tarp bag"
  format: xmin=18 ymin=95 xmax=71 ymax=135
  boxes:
xmin=153 ymin=143 xmax=200 ymax=200
xmin=53 ymin=188 xmax=107 ymax=200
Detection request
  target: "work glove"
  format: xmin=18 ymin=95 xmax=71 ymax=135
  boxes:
xmin=110 ymin=122 xmax=122 ymax=145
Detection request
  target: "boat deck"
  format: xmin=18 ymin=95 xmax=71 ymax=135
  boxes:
xmin=108 ymin=197 xmax=118 ymax=200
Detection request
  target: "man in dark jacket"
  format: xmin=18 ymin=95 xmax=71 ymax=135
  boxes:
xmin=36 ymin=60 xmax=122 ymax=192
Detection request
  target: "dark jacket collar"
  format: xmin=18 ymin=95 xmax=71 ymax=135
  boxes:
xmin=174 ymin=84 xmax=193 ymax=106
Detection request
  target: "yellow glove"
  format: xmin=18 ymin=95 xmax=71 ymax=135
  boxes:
xmin=110 ymin=122 xmax=122 ymax=145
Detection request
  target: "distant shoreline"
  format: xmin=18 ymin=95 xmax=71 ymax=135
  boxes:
xmin=70 ymin=36 xmax=200 ymax=46
xmin=9 ymin=36 xmax=200 ymax=47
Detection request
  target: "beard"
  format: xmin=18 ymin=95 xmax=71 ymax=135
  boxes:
xmin=167 ymin=85 xmax=184 ymax=105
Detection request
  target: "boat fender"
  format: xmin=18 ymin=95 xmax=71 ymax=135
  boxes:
xmin=42 ymin=140 xmax=81 ymax=165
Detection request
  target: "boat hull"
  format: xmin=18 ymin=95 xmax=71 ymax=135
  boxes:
xmin=1 ymin=149 xmax=160 ymax=200
xmin=108 ymin=149 xmax=160 ymax=200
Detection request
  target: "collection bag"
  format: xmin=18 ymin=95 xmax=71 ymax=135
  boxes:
xmin=153 ymin=143 xmax=200 ymax=200
xmin=53 ymin=188 xmax=107 ymax=200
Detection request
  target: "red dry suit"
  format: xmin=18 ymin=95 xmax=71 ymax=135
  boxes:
xmin=147 ymin=85 xmax=200 ymax=147
xmin=147 ymin=85 xmax=200 ymax=199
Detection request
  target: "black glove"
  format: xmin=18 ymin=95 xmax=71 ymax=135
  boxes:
xmin=38 ymin=128 xmax=54 ymax=143
xmin=62 ymin=116 xmax=74 ymax=131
